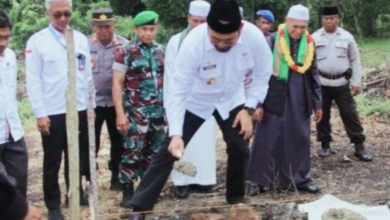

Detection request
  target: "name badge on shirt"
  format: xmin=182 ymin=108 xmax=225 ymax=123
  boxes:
xmin=77 ymin=53 xmax=86 ymax=71
xmin=203 ymin=64 xmax=216 ymax=71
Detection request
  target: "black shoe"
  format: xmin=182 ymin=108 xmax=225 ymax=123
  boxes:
xmin=190 ymin=184 xmax=213 ymax=192
xmin=247 ymin=184 xmax=265 ymax=197
xmin=110 ymin=174 xmax=121 ymax=191
xmin=354 ymin=144 xmax=373 ymax=162
xmin=319 ymin=142 xmax=335 ymax=158
xmin=297 ymin=183 xmax=320 ymax=194
xmin=174 ymin=185 xmax=189 ymax=199
xmin=64 ymin=189 xmax=89 ymax=207
xmin=48 ymin=209 xmax=64 ymax=220
xmin=80 ymin=189 xmax=89 ymax=206
xmin=127 ymin=213 xmax=145 ymax=220
xmin=226 ymin=196 xmax=245 ymax=204
xmin=121 ymin=182 xmax=134 ymax=208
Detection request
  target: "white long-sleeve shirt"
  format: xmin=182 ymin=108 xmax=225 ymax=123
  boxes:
xmin=166 ymin=21 xmax=273 ymax=136
xmin=0 ymin=48 xmax=24 ymax=144
xmin=163 ymin=32 xmax=181 ymax=108
xmin=25 ymin=25 xmax=92 ymax=118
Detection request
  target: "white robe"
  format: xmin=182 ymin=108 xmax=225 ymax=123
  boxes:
xmin=165 ymin=31 xmax=217 ymax=186
xmin=171 ymin=117 xmax=217 ymax=186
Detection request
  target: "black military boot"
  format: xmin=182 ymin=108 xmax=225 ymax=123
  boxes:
xmin=174 ymin=185 xmax=189 ymax=199
xmin=121 ymin=182 xmax=134 ymax=208
xmin=110 ymin=172 xmax=121 ymax=191
xmin=354 ymin=143 xmax=373 ymax=162
xmin=319 ymin=142 xmax=335 ymax=158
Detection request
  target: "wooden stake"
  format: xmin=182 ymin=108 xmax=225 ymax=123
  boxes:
xmin=65 ymin=27 xmax=80 ymax=220
xmin=87 ymin=80 xmax=100 ymax=219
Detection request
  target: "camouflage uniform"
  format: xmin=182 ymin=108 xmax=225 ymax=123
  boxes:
xmin=115 ymin=38 xmax=167 ymax=184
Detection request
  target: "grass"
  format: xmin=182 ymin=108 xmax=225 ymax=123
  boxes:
xmin=358 ymin=38 xmax=390 ymax=69
xmin=355 ymin=94 xmax=390 ymax=120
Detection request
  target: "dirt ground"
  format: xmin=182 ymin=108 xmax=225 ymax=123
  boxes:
xmin=24 ymin=73 xmax=390 ymax=219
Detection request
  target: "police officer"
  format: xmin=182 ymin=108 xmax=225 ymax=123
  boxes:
xmin=312 ymin=6 xmax=373 ymax=162
xmin=89 ymin=8 xmax=128 ymax=191
xmin=25 ymin=0 xmax=92 ymax=218
xmin=112 ymin=10 xmax=166 ymax=208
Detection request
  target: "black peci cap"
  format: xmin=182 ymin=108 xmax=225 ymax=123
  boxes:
xmin=207 ymin=0 xmax=242 ymax=34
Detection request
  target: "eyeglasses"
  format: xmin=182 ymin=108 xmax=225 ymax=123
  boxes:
xmin=51 ymin=10 xmax=72 ymax=19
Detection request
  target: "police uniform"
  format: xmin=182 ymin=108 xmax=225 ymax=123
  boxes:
xmin=312 ymin=6 xmax=372 ymax=161
xmin=25 ymin=24 xmax=92 ymax=210
xmin=128 ymin=1 xmax=272 ymax=216
xmin=88 ymin=8 xmax=128 ymax=190
xmin=0 ymin=47 xmax=28 ymax=198
xmin=112 ymin=11 xmax=166 ymax=188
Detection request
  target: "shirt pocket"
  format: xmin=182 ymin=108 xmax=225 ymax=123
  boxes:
xmin=315 ymin=40 xmax=328 ymax=61
xmin=335 ymin=41 xmax=348 ymax=58
xmin=42 ymin=53 xmax=60 ymax=74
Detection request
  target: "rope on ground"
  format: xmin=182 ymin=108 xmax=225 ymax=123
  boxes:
xmin=96 ymin=189 xmax=389 ymax=218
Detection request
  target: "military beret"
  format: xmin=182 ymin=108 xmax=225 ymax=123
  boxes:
xmin=92 ymin=8 xmax=114 ymax=26
xmin=321 ymin=6 xmax=339 ymax=16
xmin=207 ymin=0 xmax=242 ymax=34
xmin=256 ymin=9 xmax=275 ymax=23
xmin=132 ymin=10 xmax=159 ymax=27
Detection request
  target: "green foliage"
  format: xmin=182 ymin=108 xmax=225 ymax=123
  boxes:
xmin=109 ymin=0 xmax=146 ymax=16
xmin=359 ymin=38 xmax=390 ymax=68
xmin=376 ymin=14 xmax=390 ymax=37
xmin=18 ymin=97 xmax=35 ymax=124
xmin=356 ymin=94 xmax=390 ymax=119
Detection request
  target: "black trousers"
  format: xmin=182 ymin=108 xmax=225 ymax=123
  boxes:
xmin=0 ymin=137 xmax=28 ymax=198
xmin=41 ymin=111 xmax=90 ymax=210
xmin=317 ymin=85 xmax=365 ymax=144
xmin=131 ymin=106 xmax=249 ymax=210
xmin=95 ymin=106 xmax=124 ymax=174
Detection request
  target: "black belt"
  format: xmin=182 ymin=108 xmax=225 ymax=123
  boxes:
xmin=319 ymin=71 xmax=346 ymax=80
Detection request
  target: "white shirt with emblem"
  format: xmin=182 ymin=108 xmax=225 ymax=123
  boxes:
xmin=25 ymin=25 xmax=92 ymax=118
xmin=166 ymin=21 xmax=273 ymax=136
xmin=312 ymin=27 xmax=363 ymax=87
xmin=0 ymin=48 xmax=24 ymax=144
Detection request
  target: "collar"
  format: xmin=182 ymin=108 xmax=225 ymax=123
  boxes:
xmin=49 ymin=24 xmax=65 ymax=37
xmin=134 ymin=37 xmax=157 ymax=47
xmin=320 ymin=27 xmax=341 ymax=35
xmin=92 ymin=33 xmax=122 ymax=48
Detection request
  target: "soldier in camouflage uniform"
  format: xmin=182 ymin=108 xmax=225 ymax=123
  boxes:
xmin=112 ymin=10 xmax=166 ymax=208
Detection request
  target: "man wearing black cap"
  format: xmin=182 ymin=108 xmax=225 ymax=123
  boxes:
xmin=312 ymin=6 xmax=373 ymax=162
xmin=126 ymin=0 xmax=272 ymax=219
xmin=88 ymin=7 xmax=128 ymax=191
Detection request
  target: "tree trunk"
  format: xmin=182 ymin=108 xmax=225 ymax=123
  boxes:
xmin=65 ymin=27 xmax=80 ymax=220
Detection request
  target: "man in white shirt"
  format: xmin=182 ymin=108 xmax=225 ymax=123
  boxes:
xmin=0 ymin=10 xmax=28 ymax=202
xmin=165 ymin=0 xmax=216 ymax=199
xmin=25 ymin=0 xmax=92 ymax=219
xmin=127 ymin=0 xmax=272 ymax=219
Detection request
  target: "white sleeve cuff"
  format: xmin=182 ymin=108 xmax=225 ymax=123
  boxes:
xmin=168 ymin=123 xmax=183 ymax=137
xmin=112 ymin=62 xmax=128 ymax=73
xmin=34 ymin=109 xmax=47 ymax=118
xmin=245 ymin=97 xmax=258 ymax=109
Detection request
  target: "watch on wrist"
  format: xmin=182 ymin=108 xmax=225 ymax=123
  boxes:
xmin=244 ymin=106 xmax=255 ymax=116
